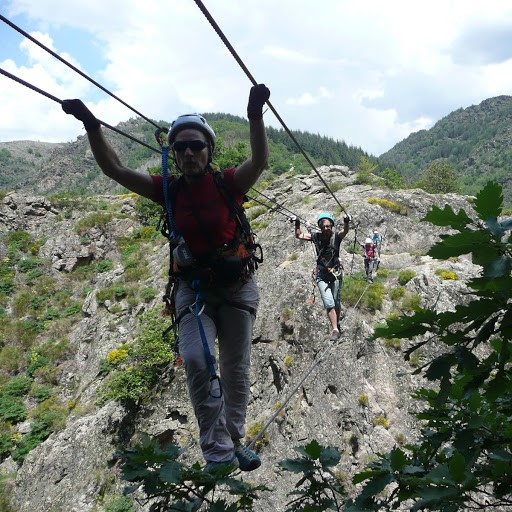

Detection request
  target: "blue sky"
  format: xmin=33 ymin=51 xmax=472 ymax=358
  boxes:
xmin=1 ymin=0 xmax=512 ymax=156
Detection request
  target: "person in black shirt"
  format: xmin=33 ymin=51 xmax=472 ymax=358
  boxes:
xmin=295 ymin=212 xmax=350 ymax=340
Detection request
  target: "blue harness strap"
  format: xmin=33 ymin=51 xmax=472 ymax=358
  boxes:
xmin=189 ymin=279 xmax=222 ymax=398
xmin=155 ymin=127 xmax=179 ymax=239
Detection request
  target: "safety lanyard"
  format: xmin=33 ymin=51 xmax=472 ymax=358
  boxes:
xmin=189 ymin=280 xmax=222 ymax=398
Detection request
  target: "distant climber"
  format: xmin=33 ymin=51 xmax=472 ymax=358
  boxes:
xmin=359 ymin=237 xmax=378 ymax=283
xmin=294 ymin=212 xmax=350 ymax=341
xmin=372 ymin=230 xmax=382 ymax=257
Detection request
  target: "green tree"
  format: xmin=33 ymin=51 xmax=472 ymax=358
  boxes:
xmin=380 ymin=167 xmax=406 ymax=190
xmin=417 ymin=159 xmax=460 ymax=193
xmin=346 ymin=181 xmax=512 ymax=511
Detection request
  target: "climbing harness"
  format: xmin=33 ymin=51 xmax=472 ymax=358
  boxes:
xmin=154 ymin=128 xmax=263 ymax=372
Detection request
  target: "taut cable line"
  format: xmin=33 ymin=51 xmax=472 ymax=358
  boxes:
xmin=192 ymin=0 xmax=347 ymax=215
xmin=0 ymin=67 xmax=162 ymax=155
xmin=250 ymin=188 xmax=310 ymax=224
xmin=247 ymin=282 xmax=371 ymax=451
xmin=0 ymin=14 xmax=162 ymax=131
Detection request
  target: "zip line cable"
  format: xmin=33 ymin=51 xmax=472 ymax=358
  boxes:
xmin=192 ymin=0 xmax=348 ymax=216
xmin=247 ymin=281 xmax=371 ymax=451
xmin=0 ymin=67 xmax=162 ymax=155
xmin=0 ymin=14 xmax=162 ymax=131
xmin=249 ymin=188 xmax=311 ymax=224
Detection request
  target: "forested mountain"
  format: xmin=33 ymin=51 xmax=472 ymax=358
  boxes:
xmin=378 ymin=95 xmax=512 ymax=200
xmin=0 ymin=114 xmax=368 ymax=197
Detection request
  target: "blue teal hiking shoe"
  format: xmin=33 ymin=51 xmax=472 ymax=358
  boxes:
xmin=203 ymin=455 xmax=239 ymax=476
xmin=234 ymin=442 xmax=261 ymax=471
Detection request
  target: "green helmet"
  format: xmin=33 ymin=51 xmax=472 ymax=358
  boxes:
xmin=167 ymin=114 xmax=216 ymax=151
xmin=317 ymin=212 xmax=334 ymax=227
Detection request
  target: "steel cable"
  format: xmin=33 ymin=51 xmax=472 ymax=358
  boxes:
xmin=0 ymin=14 xmax=162 ymax=130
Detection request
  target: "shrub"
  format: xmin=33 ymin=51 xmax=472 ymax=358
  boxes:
xmin=27 ymin=349 xmax=50 ymax=377
xmin=140 ymin=287 xmax=157 ymax=302
xmin=389 ymin=286 xmax=406 ymax=300
xmin=74 ymin=212 xmax=113 ymax=234
xmin=6 ymin=230 xmax=33 ymax=252
xmin=383 ymin=338 xmax=401 ymax=350
xmin=284 ymin=355 xmax=294 ymax=368
xmin=246 ymin=422 xmax=269 ymax=450
xmin=367 ymin=197 xmax=407 ymax=215
xmin=12 ymin=417 xmax=52 ymax=461
xmin=0 ymin=345 xmax=25 ymax=372
xmin=280 ymin=307 xmax=292 ymax=322
xmin=434 ymin=268 xmax=458 ymax=280
xmin=401 ymin=293 xmax=422 ymax=312
xmin=377 ymin=267 xmax=389 ymax=278
xmin=106 ymin=347 xmax=129 ymax=366
xmin=398 ymin=269 xmax=416 ymax=285
xmin=373 ymin=416 xmax=390 ymax=429
xmin=96 ymin=259 xmax=114 ymax=273
xmin=29 ymin=384 xmax=53 ymax=402
xmin=96 ymin=288 xmax=116 ymax=304
xmin=0 ymin=279 xmax=15 ymax=296
xmin=104 ymin=496 xmax=134 ymax=512
xmin=246 ymin=206 xmax=267 ymax=221
xmin=358 ymin=394 xmax=369 ymax=407
xmin=99 ymin=309 xmax=175 ymax=402
xmin=365 ymin=282 xmax=385 ymax=311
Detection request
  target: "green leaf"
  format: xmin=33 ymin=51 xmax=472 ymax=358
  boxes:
xmin=303 ymin=439 xmax=322 ymax=459
xmin=425 ymin=354 xmax=455 ymax=381
xmin=390 ymin=448 xmax=407 ymax=471
xmin=474 ymin=181 xmax=503 ymax=220
xmin=159 ymin=460 xmax=182 ymax=484
xmin=422 ymin=204 xmax=472 ymax=229
xmin=358 ymin=473 xmax=393 ymax=502
xmin=485 ymin=217 xmax=506 ymax=238
xmin=448 ymin=451 xmax=466 ymax=483
xmin=481 ymin=255 xmax=512 ymax=278
xmin=319 ymin=445 xmax=341 ymax=467
xmin=279 ymin=458 xmax=315 ymax=473
xmin=352 ymin=469 xmax=380 ymax=484
xmin=429 ymin=231 xmax=490 ymax=259
xmin=425 ymin=463 xmax=451 ymax=484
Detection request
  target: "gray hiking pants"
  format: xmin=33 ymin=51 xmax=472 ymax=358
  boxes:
xmin=175 ymin=276 xmax=259 ymax=463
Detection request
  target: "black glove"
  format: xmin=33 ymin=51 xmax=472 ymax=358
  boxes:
xmin=295 ymin=218 xmax=300 ymax=229
xmin=62 ymin=99 xmax=100 ymax=132
xmin=343 ymin=214 xmax=351 ymax=225
xmin=247 ymin=84 xmax=270 ymax=120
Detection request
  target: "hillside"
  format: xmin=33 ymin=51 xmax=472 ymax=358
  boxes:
xmin=379 ymin=95 xmax=512 ymax=202
xmin=0 ymin=114 xmax=368 ymax=197
xmin=0 ymin=168 xmax=488 ymax=510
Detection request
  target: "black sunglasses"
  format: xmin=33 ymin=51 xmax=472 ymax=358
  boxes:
xmin=172 ymin=140 xmax=208 ymax=152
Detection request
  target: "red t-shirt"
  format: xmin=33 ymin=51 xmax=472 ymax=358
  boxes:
xmin=365 ymin=244 xmax=375 ymax=258
xmin=151 ymin=168 xmax=245 ymax=257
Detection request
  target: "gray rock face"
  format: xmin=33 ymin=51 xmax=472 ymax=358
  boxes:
xmin=0 ymin=170 xmax=483 ymax=511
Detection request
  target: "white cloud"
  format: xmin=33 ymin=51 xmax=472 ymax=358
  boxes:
xmin=1 ymin=0 xmax=512 ymax=156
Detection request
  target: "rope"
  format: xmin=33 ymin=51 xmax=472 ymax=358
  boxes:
xmin=0 ymin=67 xmax=162 ymax=154
xmin=0 ymin=14 xmax=162 ymax=131
xmin=247 ymin=281 xmax=371 ymax=451
xmin=192 ymin=0 xmax=348 ymax=215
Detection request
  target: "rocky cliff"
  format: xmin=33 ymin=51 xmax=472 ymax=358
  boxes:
xmin=0 ymin=166 xmax=481 ymax=511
